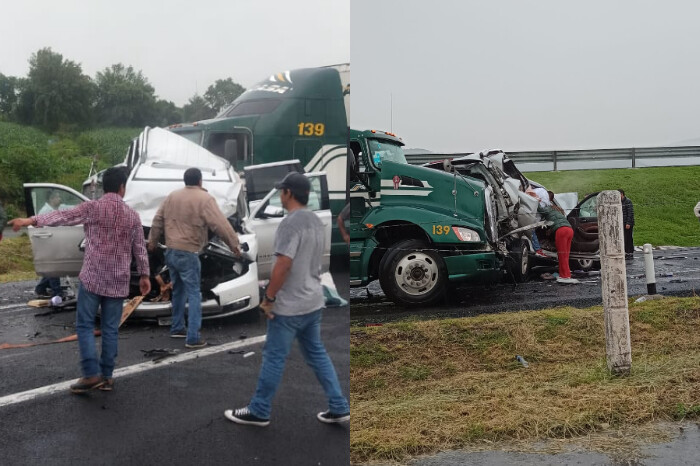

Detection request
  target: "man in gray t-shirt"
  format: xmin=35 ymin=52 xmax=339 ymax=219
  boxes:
xmin=271 ymin=207 xmax=325 ymax=315
xmin=225 ymin=172 xmax=350 ymax=427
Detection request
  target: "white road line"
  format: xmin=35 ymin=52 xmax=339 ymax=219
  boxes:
xmin=0 ymin=334 xmax=266 ymax=409
xmin=0 ymin=307 xmax=37 ymax=315
xmin=0 ymin=303 xmax=30 ymax=311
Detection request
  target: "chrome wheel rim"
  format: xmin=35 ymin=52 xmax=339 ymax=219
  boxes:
xmin=521 ymin=246 xmax=529 ymax=275
xmin=577 ymin=258 xmax=593 ymax=269
xmin=394 ymin=251 xmax=439 ymax=296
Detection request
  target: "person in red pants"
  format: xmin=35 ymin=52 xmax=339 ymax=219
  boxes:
xmin=538 ymin=205 xmax=579 ymax=284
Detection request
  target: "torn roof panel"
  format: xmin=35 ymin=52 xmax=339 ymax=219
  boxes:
xmin=123 ymin=127 xmax=243 ymax=228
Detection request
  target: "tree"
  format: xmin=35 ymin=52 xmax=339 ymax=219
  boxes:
xmin=94 ymin=64 xmax=158 ymax=127
xmin=153 ymin=99 xmax=183 ymax=127
xmin=204 ymin=78 xmax=245 ymax=115
xmin=17 ymin=48 xmax=95 ymax=131
xmin=182 ymin=94 xmax=215 ymax=122
xmin=0 ymin=73 xmax=20 ymax=117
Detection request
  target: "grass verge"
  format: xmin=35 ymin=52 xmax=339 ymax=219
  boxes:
xmin=0 ymin=236 xmax=37 ymax=283
xmin=350 ymin=297 xmax=700 ymax=463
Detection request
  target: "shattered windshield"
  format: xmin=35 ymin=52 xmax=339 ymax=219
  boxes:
xmin=367 ymin=139 xmax=407 ymax=168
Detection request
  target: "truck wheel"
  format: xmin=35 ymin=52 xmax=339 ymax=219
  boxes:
xmin=507 ymin=239 xmax=530 ymax=283
xmin=379 ymin=239 xmax=447 ymax=307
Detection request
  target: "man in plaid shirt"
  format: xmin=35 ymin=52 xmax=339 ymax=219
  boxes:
xmin=10 ymin=167 xmax=151 ymax=393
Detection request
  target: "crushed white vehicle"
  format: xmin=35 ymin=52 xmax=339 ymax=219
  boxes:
xmin=424 ymin=149 xmax=599 ymax=277
xmin=24 ymin=127 xmax=332 ymax=322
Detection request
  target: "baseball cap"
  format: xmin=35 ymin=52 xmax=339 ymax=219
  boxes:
xmin=274 ymin=172 xmax=311 ymax=195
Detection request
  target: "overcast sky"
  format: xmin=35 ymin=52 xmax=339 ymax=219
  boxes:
xmin=351 ymin=0 xmax=700 ymax=152
xmin=1 ymin=0 xmax=349 ymax=106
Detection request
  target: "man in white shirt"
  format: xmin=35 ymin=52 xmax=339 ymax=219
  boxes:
xmin=39 ymin=190 xmax=64 ymax=214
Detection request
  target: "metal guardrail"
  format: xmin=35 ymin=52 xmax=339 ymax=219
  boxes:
xmin=405 ymin=146 xmax=700 ymax=170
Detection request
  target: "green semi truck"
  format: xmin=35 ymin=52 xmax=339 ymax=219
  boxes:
xmin=348 ymin=129 xmax=539 ymax=306
xmin=167 ymin=65 xmax=349 ymax=251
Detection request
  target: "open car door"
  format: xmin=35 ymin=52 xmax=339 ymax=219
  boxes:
xmin=248 ymin=173 xmax=331 ymax=279
xmin=23 ymin=183 xmax=89 ymax=277
xmin=567 ymin=193 xmax=600 ymax=254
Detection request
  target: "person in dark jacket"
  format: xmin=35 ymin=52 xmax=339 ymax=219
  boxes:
xmin=538 ymin=205 xmax=579 ymax=284
xmin=619 ymin=190 xmax=635 ymax=258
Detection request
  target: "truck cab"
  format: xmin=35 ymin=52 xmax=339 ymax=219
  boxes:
xmin=348 ymin=129 xmax=505 ymax=306
xmin=167 ymin=65 xmax=349 ymax=252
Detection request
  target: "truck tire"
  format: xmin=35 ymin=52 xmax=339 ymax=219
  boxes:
xmin=378 ymin=239 xmax=447 ymax=307
xmin=506 ymin=239 xmax=530 ymax=283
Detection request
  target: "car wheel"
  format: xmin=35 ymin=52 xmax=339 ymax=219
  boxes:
xmin=507 ymin=239 xmax=530 ymax=283
xmin=570 ymin=258 xmax=594 ymax=272
xmin=378 ymin=239 xmax=447 ymax=307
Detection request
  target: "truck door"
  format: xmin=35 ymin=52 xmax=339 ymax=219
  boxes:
xmin=206 ymin=129 xmax=253 ymax=172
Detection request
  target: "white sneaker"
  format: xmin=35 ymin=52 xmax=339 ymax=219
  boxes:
xmin=557 ymin=277 xmax=580 ymax=284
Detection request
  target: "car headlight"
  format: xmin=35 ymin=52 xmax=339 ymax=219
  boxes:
xmin=453 ymin=226 xmax=481 ymax=242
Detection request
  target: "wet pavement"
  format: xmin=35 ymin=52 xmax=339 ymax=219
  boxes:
xmin=351 ymin=247 xmax=700 ymax=325
xmin=400 ymin=422 xmax=700 ymax=465
xmin=0 ymin=267 xmax=350 ymax=465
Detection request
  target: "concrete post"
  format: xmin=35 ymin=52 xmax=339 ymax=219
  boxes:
xmin=596 ymin=190 xmax=632 ymax=375
xmin=643 ymin=243 xmax=657 ymax=295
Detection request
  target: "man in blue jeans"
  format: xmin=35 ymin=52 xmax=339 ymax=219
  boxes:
xmin=10 ymin=167 xmax=151 ymax=393
xmin=225 ymin=172 xmax=350 ymax=426
xmin=148 ymin=168 xmax=241 ymax=348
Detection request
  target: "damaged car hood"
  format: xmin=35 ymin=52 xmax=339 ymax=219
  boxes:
xmin=122 ymin=127 xmax=244 ymax=227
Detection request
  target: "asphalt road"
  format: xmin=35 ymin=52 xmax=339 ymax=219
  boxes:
xmin=0 ymin=267 xmax=350 ymax=466
xmin=350 ymin=247 xmax=700 ymax=325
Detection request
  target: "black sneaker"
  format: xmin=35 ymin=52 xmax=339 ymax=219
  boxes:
xmin=317 ymin=410 xmax=350 ymax=423
xmin=224 ymin=407 xmax=270 ymax=427
xmin=170 ymin=330 xmax=186 ymax=338
xmin=185 ymin=340 xmax=207 ymax=349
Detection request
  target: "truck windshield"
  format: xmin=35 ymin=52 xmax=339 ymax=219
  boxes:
xmin=368 ymin=139 xmax=407 ymax=168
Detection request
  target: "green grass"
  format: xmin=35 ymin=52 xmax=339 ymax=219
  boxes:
xmin=351 ymin=297 xmax=700 ymax=463
xmin=525 ymin=166 xmax=700 ymax=247
xmin=0 ymin=236 xmax=37 ymax=283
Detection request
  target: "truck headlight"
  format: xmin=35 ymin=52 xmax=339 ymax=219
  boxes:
xmin=453 ymin=227 xmax=480 ymax=242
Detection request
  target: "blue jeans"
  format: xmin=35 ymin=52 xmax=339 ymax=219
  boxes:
xmin=531 ymin=231 xmax=541 ymax=251
xmin=248 ymin=309 xmax=349 ymax=419
xmin=36 ymin=277 xmax=61 ymax=297
xmin=165 ymin=249 xmax=202 ymax=345
xmin=76 ymin=284 xmax=123 ymax=378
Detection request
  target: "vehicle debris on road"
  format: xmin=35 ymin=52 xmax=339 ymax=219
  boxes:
xmin=515 ymin=355 xmax=529 ymax=368
xmin=141 ymin=348 xmax=180 ymax=363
